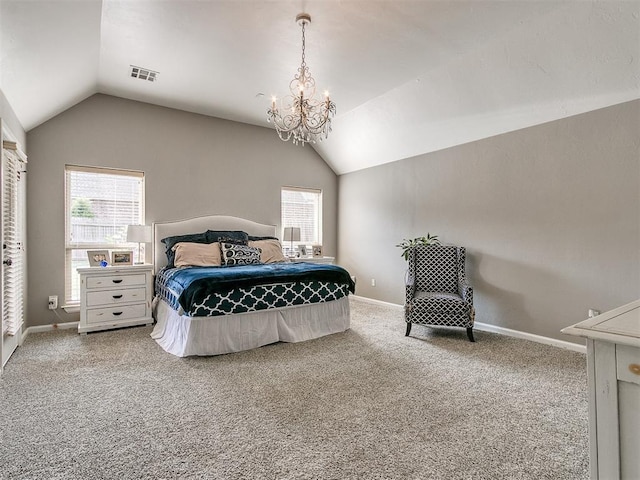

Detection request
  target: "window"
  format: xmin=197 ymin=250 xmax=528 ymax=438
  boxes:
xmin=65 ymin=165 xmax=144 ymax=305
xmin=281 ymin=186 xmax=322 ymax=254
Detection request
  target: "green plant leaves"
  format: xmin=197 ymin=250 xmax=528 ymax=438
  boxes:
xmin=395 ymin=234 xmax=441 ymax=260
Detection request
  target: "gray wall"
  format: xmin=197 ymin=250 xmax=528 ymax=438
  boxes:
xmin=338 ymin=100 xmax=640 ymax=343
xmin=0 ymin=88 xmax=26 ymax=147
xmin=26 ymin=94 xmax=338 ymax=327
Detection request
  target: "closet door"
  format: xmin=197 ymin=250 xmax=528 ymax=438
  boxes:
xmin=1 ymin=141 xmax=26 ymax=369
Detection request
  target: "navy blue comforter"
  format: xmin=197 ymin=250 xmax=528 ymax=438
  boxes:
xmin=159 ymin=262 xmax=355 ymax=314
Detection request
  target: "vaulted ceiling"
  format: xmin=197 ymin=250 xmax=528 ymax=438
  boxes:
xmin=1 ymin=1 xmax=638 ymax=174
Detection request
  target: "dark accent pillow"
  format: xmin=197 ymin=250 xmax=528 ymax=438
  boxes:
xmin=248 ymin=235 xmax=279 ymax=241
xmin=219 ymin=242 xmax=262 ymax=266
xmin=218 ymin=236 xmax=246 ymax=246
xmin=161 ymin=232 xmax=209 ymax=268
xmin=206 ymin=230 xmax=249 ymax=245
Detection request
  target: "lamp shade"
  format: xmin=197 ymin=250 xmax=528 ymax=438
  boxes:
xmin=283 ymin=227 xmax=301 ymax=242
xmin=127 ymin=225 xmax=152 ymax=243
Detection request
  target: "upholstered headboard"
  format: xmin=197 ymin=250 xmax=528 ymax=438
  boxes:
xmin=153 ymin=215 xmax=277 ymax=271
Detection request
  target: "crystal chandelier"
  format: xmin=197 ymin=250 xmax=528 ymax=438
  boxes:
xmin=267 ymin=13 xmax=336 ymax=146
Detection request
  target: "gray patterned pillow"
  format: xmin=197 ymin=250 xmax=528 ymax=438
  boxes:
xmin=219 ymin=242 xmax=262 ymax=266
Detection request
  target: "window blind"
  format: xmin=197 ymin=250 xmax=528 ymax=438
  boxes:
xmin=2 ymin=149 xmax=25 ymax=336
xmin=281 ymin=186 xmax=322 ymax=245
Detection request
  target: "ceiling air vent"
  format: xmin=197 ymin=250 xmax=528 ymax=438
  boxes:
xmin=130 ymin=65 xmax=158 ymax=82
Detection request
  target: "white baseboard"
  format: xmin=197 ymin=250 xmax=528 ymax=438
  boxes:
xmin=20 ymin=298 xmax=585 ymax=354
xmin=21 ymin=321 xmax=79 ymax=344
xmin=473 ymin=321 xmax=585 ymax=353
xmin=350 ymin=295 xmax=586 ymax=353
xmin=351 ymin=295 xmax=403 ymax=309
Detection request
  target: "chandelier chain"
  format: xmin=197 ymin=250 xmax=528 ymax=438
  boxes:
xmin=300 ymin=21 xmax=306 ymax=69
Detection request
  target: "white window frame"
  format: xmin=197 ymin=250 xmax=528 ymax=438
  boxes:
xmin=64 ymin=165 xmax=145 ymax=306
xmin=281 ymin=186 xmax=322 ymax=254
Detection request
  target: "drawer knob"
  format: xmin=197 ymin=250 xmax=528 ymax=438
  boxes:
xmin=629 ymin=364 xmax=640 ymax=376
xmin=112 ymin=295 xmax=123 ymax=299
xmin=112 ymin=279 xmax=123 ymax=284
xmin=112 ymin=311 xmax=123 ymax=316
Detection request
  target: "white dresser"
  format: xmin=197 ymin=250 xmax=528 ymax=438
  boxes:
xmin=562 ymin=299 xmax=640 ymax=480
xmin=78 ymin=264 xmax=154 ymax=334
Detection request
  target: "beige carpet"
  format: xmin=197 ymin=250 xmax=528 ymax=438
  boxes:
xmin=0 ymin=298 xmax=588 ymax=479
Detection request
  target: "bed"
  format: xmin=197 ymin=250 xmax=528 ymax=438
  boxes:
xmin=150 ymin=215 xmax=355 ymax=357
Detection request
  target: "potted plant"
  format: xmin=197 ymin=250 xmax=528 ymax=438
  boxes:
xmin=396 ymin=234 xmax=440 ymax=261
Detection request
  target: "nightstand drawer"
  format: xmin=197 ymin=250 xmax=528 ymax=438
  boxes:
xmin=617 ymin=344 xmax=640 ymax=386
xmin=86 ymin=287 xmax=146 ymax=307
xmin=86 ymin=303 xmax=147 ymax=324
xmin=86 ymin=274 xmax=146 ymax=289
xmin=291 ymin=256 xmax=335 ymax=265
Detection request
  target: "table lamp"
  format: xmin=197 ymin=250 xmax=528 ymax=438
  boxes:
xmin=127 ymin=224 xmax=152 ymax=264
xmin=283 ymin=227 xmax=301 ymax=257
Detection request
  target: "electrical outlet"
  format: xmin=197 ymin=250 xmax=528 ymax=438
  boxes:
xmin=588 ymin=308 xmax=600 ymax=318
xmin=371 ymin=278 xmax=376 ymax=287
xmin=48 ymin=295 xmax=58 ymax=310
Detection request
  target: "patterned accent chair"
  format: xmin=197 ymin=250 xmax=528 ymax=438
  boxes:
xmin=405 ymin=245 xmax=475 ymax=342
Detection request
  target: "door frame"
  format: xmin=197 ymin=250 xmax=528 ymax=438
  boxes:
xmin=1 ymin=122 xmax=26 ymax=373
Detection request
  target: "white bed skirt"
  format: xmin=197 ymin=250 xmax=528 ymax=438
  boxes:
xmin=151 ymin=297 xmax=351 ymax=357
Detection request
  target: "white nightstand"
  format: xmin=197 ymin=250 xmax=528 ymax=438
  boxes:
xmin=77 ymin=264 xmax=154 ymax=334
xmin=290 ymin=256 xmax=335 ymax=265
xmin=562 ymin=299 xmax=640 ymax=479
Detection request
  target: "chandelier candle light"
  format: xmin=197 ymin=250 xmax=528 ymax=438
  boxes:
xmin=267 ymin=13 xmax=336 ymax=146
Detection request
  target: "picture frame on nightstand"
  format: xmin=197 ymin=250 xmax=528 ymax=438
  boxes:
xmin=312 ymin=245 xmax=323 ymax=257
xmin=112 ymin=250 xmax=133 ymax=266
xmin=87 ymin=250 xmax=110 ymax=267
xmin=299 ymin=245 xmax=308 ymax=257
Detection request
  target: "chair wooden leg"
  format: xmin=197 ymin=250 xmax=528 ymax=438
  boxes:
xmin=405 ymin=322 xmax=412 ymax=336
xmin=466 ymin=327 xmax=475 ymax=342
